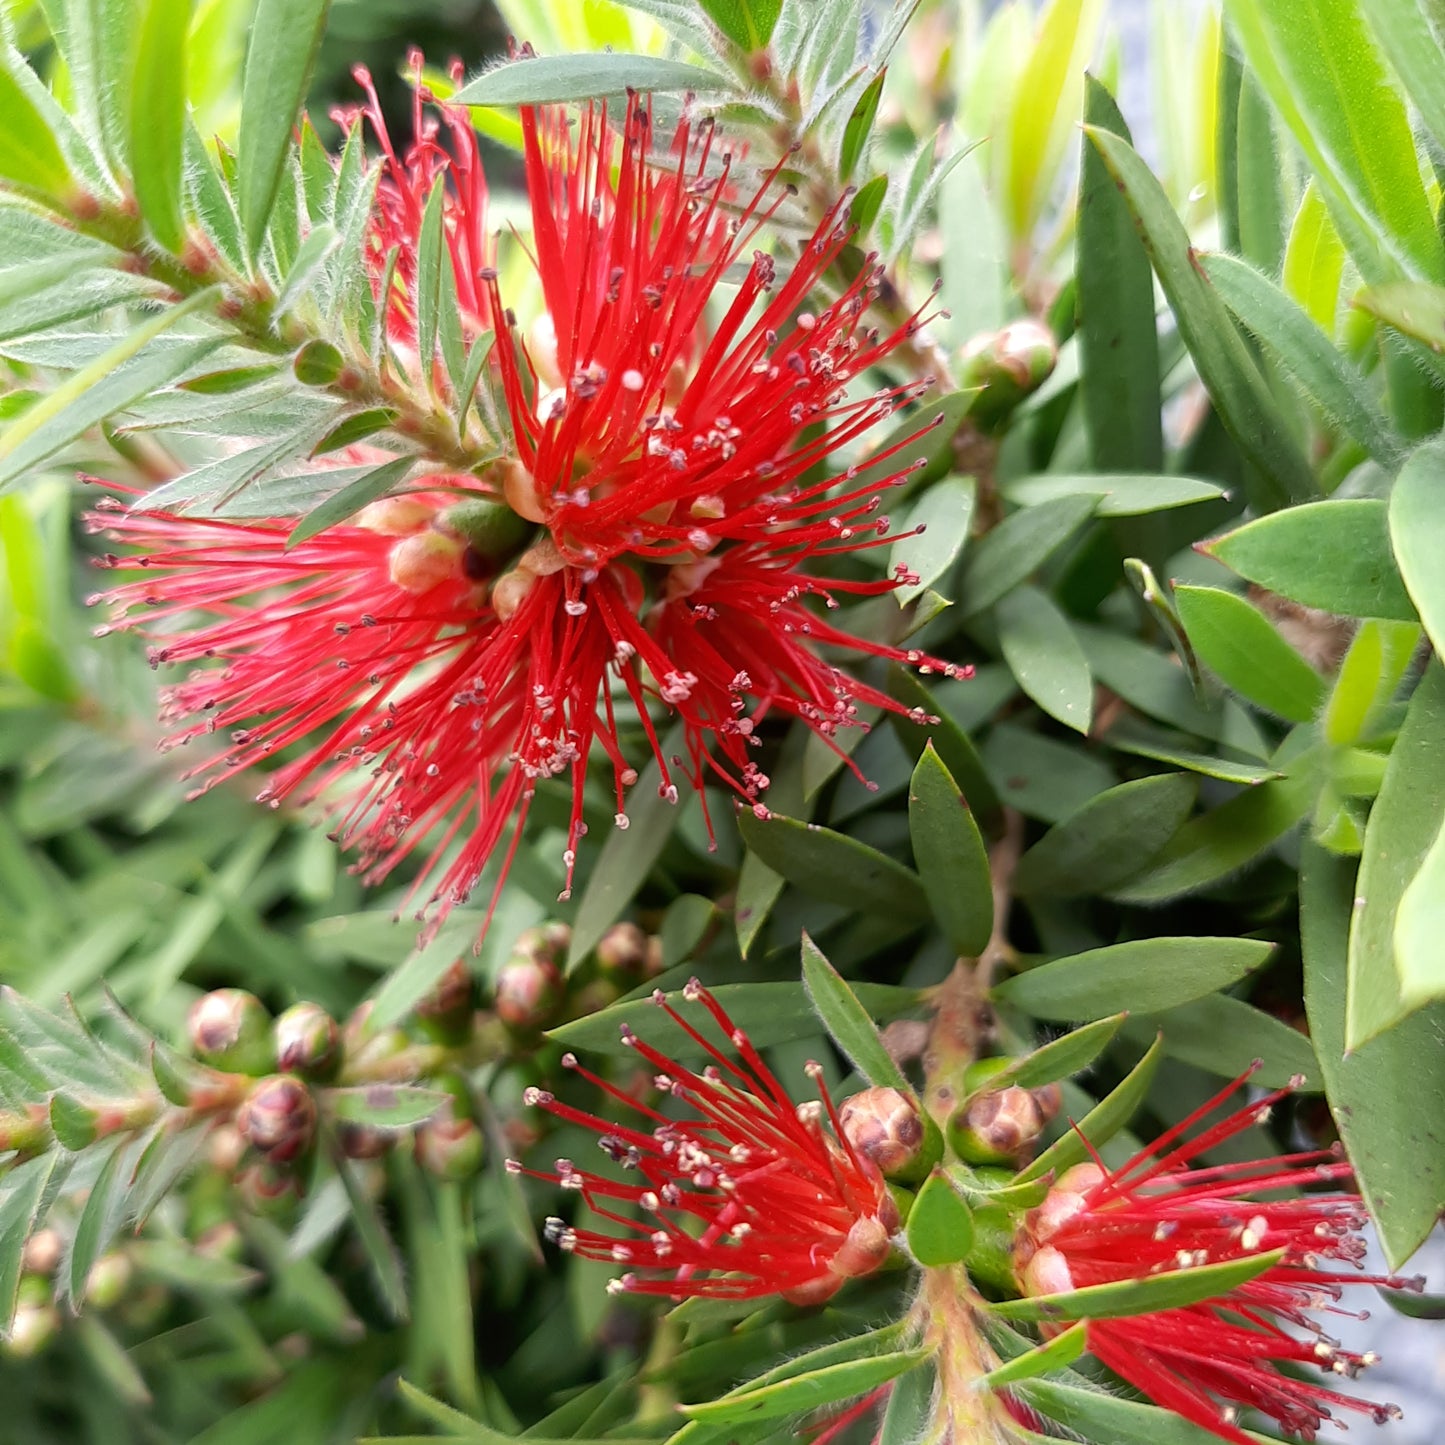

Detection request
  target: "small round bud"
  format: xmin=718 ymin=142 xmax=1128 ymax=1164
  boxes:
xmin=273 ymin=1002 xmax=341 ymax=1080
xmin=4 ymin=1289 xmax=58 ymax=1358
xmin=85 ymin=1251 xmax=133 ymax=1310
xmin=830 ymin=1214 xmax=894 ymax=1279
xmin=187 ymin=989 xmax=274 ymax=1074
xmin=388 ymin=531 xmax=464 ymax=594
xmin=837 ymin=1087 xmax=926 ymax=1177
xmin=957 ymin=319 xmax=1059 ymax=429
xmin=415 ymin=1117 xmax=485 ymax=1180
xmin=595 ymin=922 xmax=649 ymax=978
xmin=493 ymin=954 xmax=564 ymax=1031
xmin=414 ymin=960 xmax=475 ymax=1044
xmin=356 ymin=495 xmax=434 ymax=536
xmin=337 ymin=1122 xmax=392 ymax=1160
xmin=502 ymin=457 xmax=549 ymax=524
xmin=206 ymin=1122 xmax=247 ymax=1173
xmin=235 ymin=1158 xmax=304 ymax=1216
xmin=238 ymin=1075 xmax=317 ymax=1163
xmin=22 ymin=1229 xmax=62 ymax=1277
xmin=950 ymin=1085 xmax=1051 ymax=1165
xmin=512 ymin=921 xmax=571 ymax=965
xmin=490 ymin=565 xmax=536 ymax=622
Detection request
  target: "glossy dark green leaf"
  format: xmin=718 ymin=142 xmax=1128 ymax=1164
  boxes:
xmin=1083 ymin=125 xmax=1315 ymax=510
xmin=887 ymin=668 xmax=1001 ymax=827
xmin=453 ymin=54 xmax=727 ymax=106
xmin=286 ymin=456 xmax=415 ymax=547
xmin=737 ymin=809 xmax=927 ymax=919
xmin=975 ymin=1015 xmax=1126 ymax=1096
xmin=549 ymin=980 xmax=922 ymax=1060
xmin=905 ymin=1170 xmax=973 ymax=1267
xmin=1016 ymin=774 xmax=1197 ymax=897
xmin=1110 ymin=769 xmax=1315 ymax=903
xmin=907 ymin=744 xmax=992 ymax=956
xmin=959 ymin=494 xmax=1098 ymax=615
xmin=1303 ymin=843 xmax=1445 ymax=1268
xmin=1017 ymin=1036 xmax=1162 ymax=1182
xmin=128 ymin=0 xmax=189 ymax=252
xmin=1102 ymin=718 xmax=1280 ymax=786
xmin=993 ymin=938 xmax=1272 ymax=1021
xmin=995 ymin=585 xmax=1092 ymax=733
xmin=1347 ymin=664 xmax=1445 ymax=1047
xmin=237 ymin=0 xmax=332 ymax=254
xmin=1126 ymin=993 xmax=1318 ymax=1089
xmin=1388 ymin=439 xmax=1445 ymax=659
xmin=1203 ymin=252 xmax=1398 ymax=462
xmin=801 ymin=933 xmax=912 ymax=1092
xmin=1174 ymin=585 xmax=1325 ymax=723
xmin=1077 ymin=75 xmax=1163 ymax=474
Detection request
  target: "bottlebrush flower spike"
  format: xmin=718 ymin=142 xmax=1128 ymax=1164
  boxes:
xmin=337 ymin=49 xmax=492 ymax=340
xmin=1014 ymin=1067 xmax=1424 ymax=1444
xmin=512 ymin=980 xmax=899 ymax=1303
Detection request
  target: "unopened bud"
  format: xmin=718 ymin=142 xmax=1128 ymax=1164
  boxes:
xmin=415 ymin=1117 xmax=485 ymax=1180
xmin=958 ymin=318 xmax=1058 ymax=428
xmin=414 ymin=960 xmax=475 ymax=1044
xmin=490 ymin=565 xmax=536 ymax=622
xmin=513 ymin=921 xmax=571 ymax=965
xmin=85 ymin=1251 xmax=133 ymax=1309
xmin=207 ymin=1122 xmax=247 ymax=1173
xmin=440 ymin=498 xmax=532 ymax=569
xmin=238 ymin=1075 xmax=317 ymax=1163
xmin=273 ymin=1002 xmax=340 ymax=1080
xmin=502 ymin=457 xmax=549 ymax=524
xmin=337 ymin=1122 xmax=392 ymax=1160
xmin=837 ymin=1087 xmax=926 ymax=1177
xmin=389 ymin=531 xmax=463 ymax=594
xmin=187 ymin=989 xmax=274 ymax=1074
xmin=950 ymin=1085 xmax=1052 ymax=1165
xmin=21 ymin=1229 xmax=62 ymax=1278
xmin=595 ymin=922 xmax=649 ymax=978
xmin=493 ymin=954 xmax=564 ymax=1031
xmin=4 ymin=1286 xmax=58 ymax=1358
xmin=356 ymin=495 xmax=434 ymax=536
xmin=235 ymin=1157 xmax=304 ymax=1215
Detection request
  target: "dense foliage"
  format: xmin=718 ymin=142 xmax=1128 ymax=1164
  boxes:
xmin=0 ymin=0 xmax=1440 ymax=1441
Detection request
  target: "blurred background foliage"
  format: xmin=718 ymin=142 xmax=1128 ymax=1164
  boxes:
xmin=0 ymin=0 xmax=1441 ymax=1441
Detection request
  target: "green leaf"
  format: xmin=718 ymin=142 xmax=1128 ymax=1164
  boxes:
xmin=1347 ymin=664 xmax=1445 ymax=1047
xmin=128 ymin=0 xmax=189 ymax=253
xmin=67 ymin=1139 xmax=129 ymax=1303
xmin=1017 ymin=1036 xmax=1162 ymax=1182
xmin=325 ymin=1086 xmax=449 ymax=1131
xmin=0 ymin=291 xmax=221 ymax=492
xmin=1019 ymin=1372 xmax=1277 ymax=1445
xmin=1109 ymin=769 xmax=1315 ymax=903
xmin=335 ymin=1153 xmax=408 ymax=1321
xmin=839 ymin=68 xmax=886 ymax=182
xmin=1201 ymin=252 xmax=1399 ymax=463
xmin=1302 ymin=843 xmax=1445 ymax=1268
xmin=1362 ymin=0 xmax=1445 ymax=155
xmin=680 ymin=1349 xmax=928 ymax=1425
xmin=886 ymin=668 xmax=1002 ymax=826
xmin=236 ymin=0 xmax=332 ymax=255
xmin=995 ymin=585 xmax=1092 ymax=733
xmin=976 ymin=1322 xmax=1087 ymax=1389
xmin=0 ymin=1154 xmax=65 ymax=1331
xmin=800 ymin=934 xmax=912 ymax=1093
xmin=1283 ymin=180 xmax=1345 ymax=333
xmin=1102 ymin=718 xmax=1280 ymax=786
xmin=904 ymin=1170 xmax=973 ymax=1267
xmin=1396 ymin=816 xmax=1445 ymax=1010
xmin=1204 ymin=500 xmax=1414 ymax=621
xmin=568 ymin=723 xmax=685 ymax=966
xmin=274 ymin=221 xmax=339 ymax=319
xmin=959 ymin=494 xmax=1098 ymax=615
xmin=1231 ymin=66 xmax=1286 ymax=275
xmin=696 ymin=0 xmax=782 ymax=51
xmin=1127 ymin=993 xmax=1319 ymax=1089
xmin=999 ymin=474 xmax=1222 ymax=516
xmin=1083 ymin=125 xmax=1316 ymax=510
xmin=548 ymin=980 xmax=921 ymax=1060
xmin=286 ymin=456 xmax=415 ymax=547
xmin=890 ymin=475 xmax=975 ymax=605
xmin=1173 ymin=585 xmax=1325 ymax=723
xmin=1322 ymin=619 xmax=1419 ymax=747
xmin=1016 ymin=774 xmax=1197 ymax=897
xmin=1355 ymin=278 xmax=1445 ymax=352
xmin=736 ymin=809 xmax=927 ymax=919
xmin=1388 ymin=439 xmax=1445 ymax=659
xmin=993 ymin=938 xmax=1272 ymax=1021
xmin=981 ymin=722 xmax=1117 ymax=825
xmin=974 ymin=1015 xmax=1126 ymax=1095
xmin=1077 ymin=74 xmax=1163 ymax=474
xmin=0 ymin=58 xmax=71 ymax=195
xmin=1221 ymin=0 xmax=1444 ymax=283
xmin=452 ymin=54 xmax=727 ymax=106
xmin=907 ymin=744 xmax=992 ymax=956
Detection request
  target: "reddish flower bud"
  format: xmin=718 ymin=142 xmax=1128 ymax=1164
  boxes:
xmin=837 ymin=1086 xmax=926 ymax=1177
xmin=493 ymin=953 xmax=563 ymax=1031
xmin=187 ymin=989 xmax=274 ymax=1074
xmin=337 ymin=1122 xmax=392 ymax=1160
xmin=950 ymin=1085 xmax=1053 ymax=1165
xmin=414 ymin=960 xmax=475 ymax=1044
xmin=415 ymin=1117 xmax=485 ymax=1180
xmin=235 ymin=1157 xmax=304 ymax=1215
xmin=273 ymin=1002 xmax=341 ymax=1080
xmin=595 ymin=922 xmax=649 ymax=978
xmin=238 ymin=1075 xmax=317 ymax=1163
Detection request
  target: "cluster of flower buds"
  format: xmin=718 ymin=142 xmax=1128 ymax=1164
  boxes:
xmin=4 ymin=1233 xmax=138 ymax=1361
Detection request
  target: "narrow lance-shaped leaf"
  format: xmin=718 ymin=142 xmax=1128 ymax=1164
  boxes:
xmin=129 ymin=0 xmax=190 ymax=253
xmin=907 ymin=744 xmax=992 ymax=956
xmin=453 ymin=54 xmax=728 ymax=106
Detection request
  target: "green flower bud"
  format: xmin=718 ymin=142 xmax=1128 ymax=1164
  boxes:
xmin=493 ymin=953 xmax=564 ymax=1032
xmin=238 ymin=1075 xmax=317 ymax=1163
xmin=958 ymin=318 xmax=1058 ymax=429
xmin=273 ymin=1002 xmax=341 ymax=1081
xmin=414 ymin=960 xmax=475 ymax=1044
xmin=235 ymin=1157 xmax=304 ymax=1216
xmin=512 ymin=921 xmax=571 ymax=966
xmin=187 ymin=989 xmax=275 ymax=1075
xmin=415 ymin=1117 xmax=485 ymax=1180
xmin=595 ymin=922 xmax=649 ymax=978
xmin=85 ymin=1251 xmax=133 ymax=1310
xmin=4 ymin=1284 xmax=58 ymax=1358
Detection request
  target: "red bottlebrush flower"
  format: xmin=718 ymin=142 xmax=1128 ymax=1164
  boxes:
xmin=1014 ymin=1069 xmax=1424 ymax=1444
xmin=337 ymin=49 xmax=492 ymax=340
xmin=512 ymin=980 xmax=899 ymax=1303
xmin=90 ymin=86 xmax=965 ymax=935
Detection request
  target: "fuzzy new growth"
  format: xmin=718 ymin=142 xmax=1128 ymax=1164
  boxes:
xmin=1016 ymin=1067 xmax=1425 ymax=1445
xmin=90 ymin=79 xmax=967 ymax=939
xmin=513 ymin=980 xmax=898 ymax=1303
